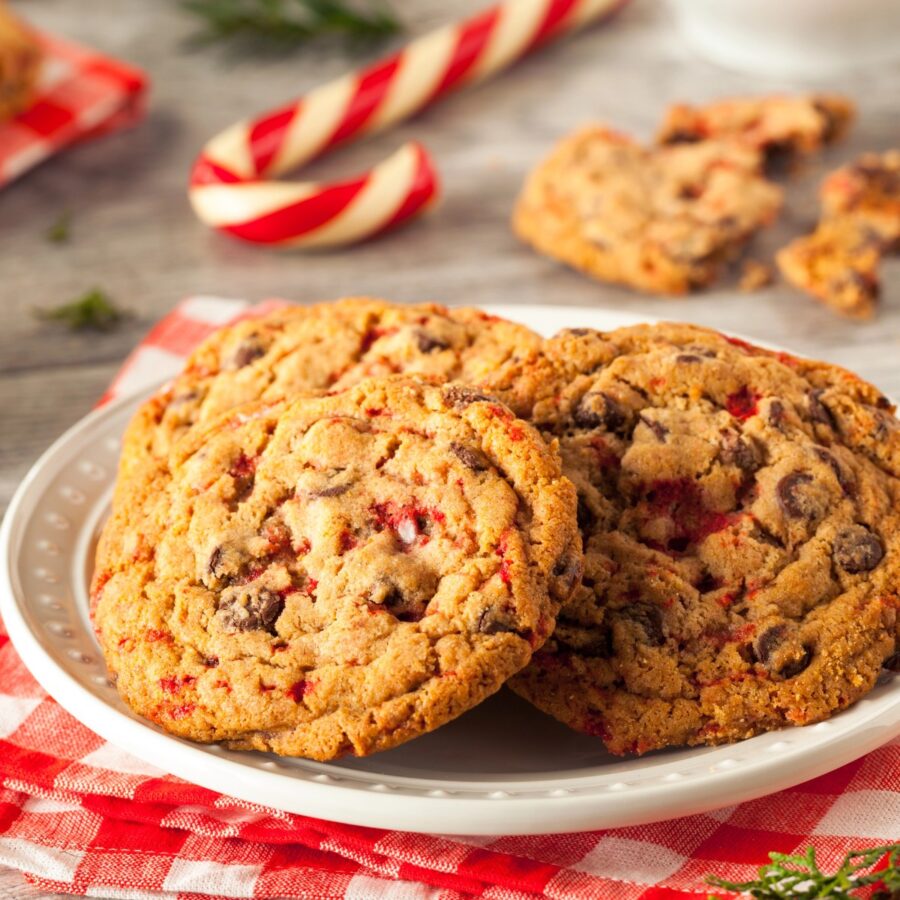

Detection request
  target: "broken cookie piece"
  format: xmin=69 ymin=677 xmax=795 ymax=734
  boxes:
xmin=513 ymin=126 xmax=782 ymax=295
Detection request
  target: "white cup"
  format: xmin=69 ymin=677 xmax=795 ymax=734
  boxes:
xmin=666 ymin=0 xmax=900 ymax=78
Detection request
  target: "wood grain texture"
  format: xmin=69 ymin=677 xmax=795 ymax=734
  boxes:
xmin=1 ymin=0 xmax=899 ymax=896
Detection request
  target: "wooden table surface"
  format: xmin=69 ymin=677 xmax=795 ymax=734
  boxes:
xmin=1 ymin=0 xmax=899 ymax=896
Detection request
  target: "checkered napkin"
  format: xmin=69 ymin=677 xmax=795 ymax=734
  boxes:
xmin=2 ymin=297 xmax=899 ymax=900
xmin=0 ymin=30 xmax=146 ymax=187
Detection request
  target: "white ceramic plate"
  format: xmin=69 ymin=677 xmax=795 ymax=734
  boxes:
xmin=2 ymin=305 xmax=898 ymax=836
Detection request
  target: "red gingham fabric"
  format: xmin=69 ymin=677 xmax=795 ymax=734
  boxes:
xmin=1 ymin=297 xmax=898 ymax=899
xmin=0 ymin=30 xmax=146 ymax=187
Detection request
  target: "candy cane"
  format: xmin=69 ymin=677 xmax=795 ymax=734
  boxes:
xmin=189 ymin=0 xmax=627 ymax=248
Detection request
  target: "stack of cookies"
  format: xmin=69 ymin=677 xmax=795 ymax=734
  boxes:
xmin=93 ymin=299 xmax=900 ymax=760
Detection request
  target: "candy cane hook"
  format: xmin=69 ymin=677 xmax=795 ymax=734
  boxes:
xmin=189 ymin=0 xmax=628 ymax=248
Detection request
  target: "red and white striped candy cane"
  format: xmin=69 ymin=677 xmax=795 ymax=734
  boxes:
xmin=189 ymin=0 xmax=627 ymax=248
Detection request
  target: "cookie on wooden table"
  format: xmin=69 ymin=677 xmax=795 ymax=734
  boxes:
xmin=512 ymin=127 xmax=782 ymax=294
xmin=483 ymin=323 xmax=900 ymax=755
xmin=93 ymin=376 xmax=581 ymax=759
xmin=658 ymin=94 xmax=854 ymax=162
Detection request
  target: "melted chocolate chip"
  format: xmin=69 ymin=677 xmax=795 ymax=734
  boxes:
xmin=476 ymin=607 xmax=519 ymax=635
xmin=208 ymin=546 xmax=223 ymax=577
xmin=450 ymin=442 xmax=489 ymax=471
xmin=311 ymin=483 xmax=352 ymax=498
xmin=639 ymin=413 xmax=669 ymax=443
xmin=623 ymin=603 xmax=665 ymax=647
xmin=676 ymin=354 xmax=702 ymax=364
xmin=776 ymin=472 xmax=816 ymax=519
xmin=754 ymin=624 xmax=812 ymax=678
xmin=444 ymin=385 xmax=491 ymax=409
xmin=808 ymin=390 xmax=836 ymax=428
xmin=573 ymin=391 xmax=625 ymax=432
xmin=767 ymin=400 xmax=786 ymax=429
xmin=834 ymin=525 xmax=884 ymax=573
xmin=227 ymin=336 xmax=266 ymax=370
xmin=216 ymin=587 xmax=284 ymax=634
xmin=719 ymin=430 xmax=759 ymax=472
xmin=416 ymin=331 xmax=450 ymax=353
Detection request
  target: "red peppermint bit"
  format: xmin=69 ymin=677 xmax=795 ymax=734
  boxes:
xmin=725 ymin=386 xmax=760 ymax=421
xmin=582 ymin=714 xmax=612 ymax=742
xmin=649 ymin=376 xmax=666 ymax=390
xmin=168 ymin=703 xmax=196 ymax=721
xmin=272 ymin=641 xmax=290 ymax=653
xmin=237 ymin=564 xmax=267 ymax=585
xmin=371 ymin=502 xmax=442 ymax=546
xmin=294 ymin=537 xmax=311 ymax=555
xmin=286 ymin=679 xmax=315 ymax=703
xmin=116 ymin=636 xmax=134 ymax=652
xmin=498 ymin=558 xmax=513 ymax=585
xmin=508 ymin=424 xmax=525 ymax=441
xmin=90 ymin=570 xmax=112 ymax=605
xmin=723 ymin=334 xmax=760 ymax=354
xmin=278 ymin=586 xmax=301 ymax=598
xmin=707 ymin=622 xmax=756 ymax=647
xmin=229 ymin=453 xmax=257 ymax=480
xmin=775 ymin=351 xmax=800 ymax=368
xmin=262 ymin=520 xmax=292 ymax=556
xmin=455 ymin=478 xmax=465 ymax=489
xmin=716 ymin=593 xmax=736 ymax=608
xmin=359 ymin=326 xmax=396 ymax=353
xmin=644 ymin=478 xmax=732 ymax=550
xmin=339 ymin=530 xmax=358 ymax=553
xmin=214 ymin=679 xmax=232 ymax=693
xmin=364 ymin=407 xmax=389 ymax=417
xmin=476 ymin=311 xmax=501 ymax=322
xmin=305 ymin=578 xmax=318 ymax=598
xmin=145 ymin=629 xmax=173 ymax=644
xmin=487 ymin=403 xmax=513 ymax=422
xmin=260 ymin=683 xmax=276 ymax=693
xmin=159 ymin=674 xmax=197 ymax=695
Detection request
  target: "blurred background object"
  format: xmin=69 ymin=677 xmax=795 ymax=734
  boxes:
xmin=667 ymin=0 xmax=900 ymax=77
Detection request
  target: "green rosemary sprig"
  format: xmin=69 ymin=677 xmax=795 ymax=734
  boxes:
xmin=45 ymin=210 xmax=72 ymax=244
xmin=34 ymin=289 xmax=127 ymax=332
xmin=707 ymin=844 xmax=900 ymax=899
xmin=182 ymin=0 xmax=402 ymax=49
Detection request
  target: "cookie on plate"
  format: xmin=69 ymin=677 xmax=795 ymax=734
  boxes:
xmin=512 ymin=127 xmax=782 ymax=295
xmin=777 ymin=152 xmax=900 ymax=318
xmin=93 ymin=376 xmax=580 ymax=760
xmin=0 ymin=1 xmax=42 ymax=121
xmin=483 ymin=323 xmax=900 ymax=754
xmin=658 ymin=94 xmax=854 ymax=162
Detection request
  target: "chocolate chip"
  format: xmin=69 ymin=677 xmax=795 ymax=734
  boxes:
xmin=573 ymin=391 xmax=625 ymax=432
xmin=623 ymin=603 xmax=665 ymax=647
xmin=834 ymin=525 xmax=884 ymax=573
xmin=444 ymin=385 xmax=491 ymax=409
xmin=476 ymin=607 xmax=519 ymax=635
xmin=808 ymin=390 xmax=836 ymax=428
xmin=768 ymin=400 xmax=786 ymax=429
xmin=676 ymin=354 xmax=702 ymax=364
xmin=639 ymin=413 xmax=668 ymax=443
xmin=663 ymin=129 xmax=700 ymax=145
xmin=311 ymin=483 xmax=351 ymax=498
xmin=369 ymin=579 xmax=425 ymax=623
xmin=227 ymin=336 xmax=266 ymax=370
xmin=559 ymin=327 xmax=592 ymax=337
xmin=884 ymin=650 xmax=900 ymax=672
xmin=876 ymin=395 xmax=893 ymax=411
xmin=754 ymin=624 xmax=812 ymax=679
xmin=719 ymin=429 xmax=759 ymax=472
xmin=776 ymin=472 xmax=816 ymax=518
xmin=216 ymin=587 xmax=284 ymax=634
xmin=750 ymin=523 xmax=783 ymax=548
xmin=208 ymin=546 xmax=223 ymax=577
xmin=552 ymin=553 xmax=583 ymax=591
xmin=450 ymin=442 xmax=489 ymax=471
xmin=416 ymin=331 xmax=450 ymax=353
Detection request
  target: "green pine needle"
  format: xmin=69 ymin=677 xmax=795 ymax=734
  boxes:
xmin=707 ymin=844 xmax=900 ymax=899
xmin=35 ymin=289 xmax=127 ymax=332
xmin=182 ymin=0 xmax=402 ymax=49
xmin=45 ymin=210 xmax=72 ymax=244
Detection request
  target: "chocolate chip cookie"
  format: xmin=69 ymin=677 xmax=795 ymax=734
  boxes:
xmin=658 ymin=94 xmax=854 ymax=163
xmin=777 ymin=152 xmax=900 ymax=318
xmin=483 ymin=323 xmax=900 ymax=754
xmin=512 ymin=127 xmax=782 ymax=295
xmin=93 ymin=376 xmax=580 ymax=759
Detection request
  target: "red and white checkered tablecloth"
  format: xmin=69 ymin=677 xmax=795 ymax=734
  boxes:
xmin=0 ymin=30 xmax=146 ymax=187
xmin=1 ymin=297 xmax=898 ymax=899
